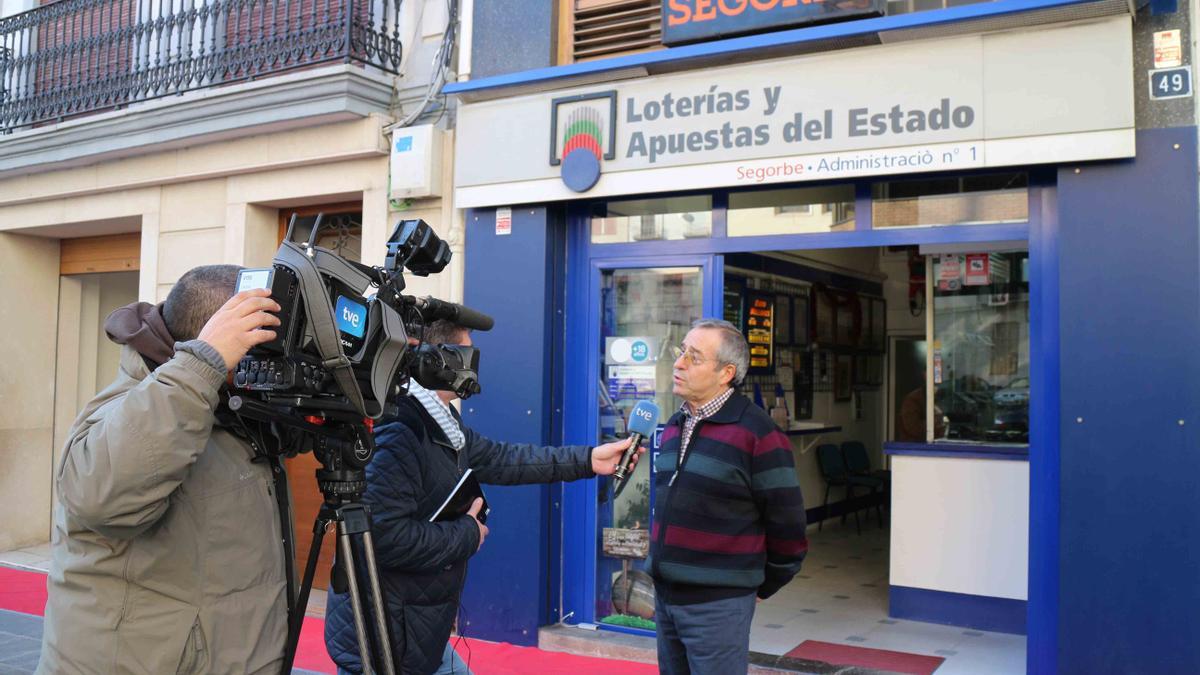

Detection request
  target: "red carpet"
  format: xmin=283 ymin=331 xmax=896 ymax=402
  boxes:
xmin=787 ymin=640 xmax=945 ymax=675
xmin=0 ymin=566 xmax=656 ymax=674
xmin=0 ymin=565 xmax=47 ymax=616
xmin=0 ymin=565 xmax=336 ymax=672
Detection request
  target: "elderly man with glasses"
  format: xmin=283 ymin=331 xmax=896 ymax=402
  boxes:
xmin=649 ymin=319 xmax=809 ymax=675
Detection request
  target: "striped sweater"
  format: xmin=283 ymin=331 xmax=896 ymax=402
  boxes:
xmin=649 ymin=392 xmax=808 ymax=604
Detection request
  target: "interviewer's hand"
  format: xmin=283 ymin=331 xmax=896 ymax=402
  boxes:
xmin=197 ymin=288 xmax=281 ymax=371
xmin=591 ymin=437 xmax=645 ymax=476
xmin=467 ymin=498 xmax=489 ymax=552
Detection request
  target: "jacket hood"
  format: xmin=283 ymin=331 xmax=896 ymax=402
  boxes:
xmin=104 ymin=301 xmax=176 ymax=369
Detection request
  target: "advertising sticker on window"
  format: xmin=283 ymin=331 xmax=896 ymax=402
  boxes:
xmin=965 ymin=253 xmax=990 ymax=286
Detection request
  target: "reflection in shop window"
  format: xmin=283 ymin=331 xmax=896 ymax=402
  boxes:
xmin=873 ymin=173 xmax=1028 ymax=228
xmin=590 ymin=196 xmax=712 ymax=243
xmin=930 ymin=251 xmax=1029 ymax=444
xmin=596 ymin=266 xmax=703 ymax=631
xmin=727 ymin=185 xmax=856 ymax=236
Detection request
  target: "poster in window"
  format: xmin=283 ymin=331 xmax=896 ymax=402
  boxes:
xmin=835 ymin=296 xmax=856 ymax=346
xmin=744 ymin=292 xmax=775 ymax=374
xmin=774 ymin=294 xmax=791 ymax=345
xmin=834 ymin=354 xmax=853 ymax=401
xmin=792 ymin=291 xmax=810 ymax=347
xmin=965 ymin=253 xmax=991 ymax=286
xmin=938 ymin=254 xmax=963 ymax=291
xmin=814 ymin=288 xmax=835 ymax=345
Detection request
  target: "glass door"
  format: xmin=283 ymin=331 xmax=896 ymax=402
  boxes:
xmin=588 ymin=258 xmax=719 ymax=632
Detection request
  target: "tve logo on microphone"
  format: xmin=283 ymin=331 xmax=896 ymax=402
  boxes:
xmin=633 ymin=404 xmax=655 ymax=423
xmin=335 ymin=296 xmax=367 ymax=338
xmin=628 ymin=400 xmax=660 ymax=437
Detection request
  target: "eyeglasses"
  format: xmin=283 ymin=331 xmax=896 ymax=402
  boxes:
xmin=671 ymin=344 xmax=709 ymax=366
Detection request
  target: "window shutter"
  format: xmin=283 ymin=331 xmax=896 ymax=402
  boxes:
xmin=572 ymin=0 xmax=662 ymax=62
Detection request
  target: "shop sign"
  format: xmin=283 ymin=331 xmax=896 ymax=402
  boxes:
xmin=602 ymin=528 xmax=650 ymax=559
xmin=455 ymin=17 xmax=1134 ymax=207
xmin=663 ymin=0 xmax=884 ymax=47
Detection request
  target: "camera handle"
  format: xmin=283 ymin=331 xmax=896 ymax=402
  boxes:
xmin=280 ymin=500 xmax=396 ymax=675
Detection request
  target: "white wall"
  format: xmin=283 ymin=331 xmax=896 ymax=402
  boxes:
xmin=0 ymin=0 xmax=34 ymax=19
xmin=0 ymin=232 xmax=60 ymax=550
xmin=890 ymin=455 xmax=1029 ymax=600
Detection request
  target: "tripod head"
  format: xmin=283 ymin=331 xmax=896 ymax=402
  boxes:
xmin=226 ymin=393 xmax=378 ymax=504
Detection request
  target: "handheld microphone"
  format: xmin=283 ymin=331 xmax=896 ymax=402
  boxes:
xmin=613 ymin=400 xmax=660 ymax=485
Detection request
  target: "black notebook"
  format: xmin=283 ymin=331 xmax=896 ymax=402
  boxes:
xmin=429 ymin=468 xmax=490 ymax=524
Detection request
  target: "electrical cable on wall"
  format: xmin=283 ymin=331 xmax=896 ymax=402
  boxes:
xmin=388 ymin=0 xmax=459 ymax=132
xmin=386 ymin=0 xmax=459 ymax=210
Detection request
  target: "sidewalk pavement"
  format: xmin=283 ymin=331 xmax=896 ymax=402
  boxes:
xmin=0 ymin=609 xmax=41 ymax=675
xmin=0 ymin=609 xmax=331 ymax=675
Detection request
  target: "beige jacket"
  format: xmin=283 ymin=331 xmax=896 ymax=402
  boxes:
xmin=37 ymin=345 xmax=288 ymax=674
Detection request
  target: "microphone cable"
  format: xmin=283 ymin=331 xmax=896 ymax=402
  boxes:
xmin=449 ymin=600 xmax=472 ymax=674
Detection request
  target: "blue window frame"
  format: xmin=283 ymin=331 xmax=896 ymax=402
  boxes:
xmin=559 ymin=168 xmax=1056 ymax=662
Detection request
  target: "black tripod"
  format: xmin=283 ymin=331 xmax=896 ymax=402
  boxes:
xmin=224 ymin=395 xmax=396 ymax=675
xmin=280 ymin=468 xmax=397 ymax=675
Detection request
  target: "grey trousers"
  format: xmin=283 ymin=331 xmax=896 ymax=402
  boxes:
xmin=655 ymin=589 xmax=757 ymax=675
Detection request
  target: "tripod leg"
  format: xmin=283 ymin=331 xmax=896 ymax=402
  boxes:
xmin=359 ymin=530 xmax=398 ymax=672
xmin=280 ymin=516 xmax=330 ymax=675
xmin=338 ymin=525 xmax=378 ymax=675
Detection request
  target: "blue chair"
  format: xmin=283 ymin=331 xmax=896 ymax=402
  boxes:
xmin=841 ymin=441 xmax=888 ymax=528
xmin=815 ymin=443 xmax=880 ymax=534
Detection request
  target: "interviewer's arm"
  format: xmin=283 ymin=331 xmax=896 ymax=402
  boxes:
xmin=464 ymin=427 xmax=595 ymax=485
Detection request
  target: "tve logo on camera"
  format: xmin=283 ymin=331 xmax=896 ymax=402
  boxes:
xmin=336 ymin=296 xmax=367 ymax=338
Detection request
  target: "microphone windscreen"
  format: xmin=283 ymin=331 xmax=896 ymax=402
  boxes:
xmin=627 ymin=400 xmax=660 ymax=438
xmin=453 ymin=303 xmax=494 ymax=331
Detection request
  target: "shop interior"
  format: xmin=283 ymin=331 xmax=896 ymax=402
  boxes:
xmin=591 ymin=180 xmax=1031 ymax=669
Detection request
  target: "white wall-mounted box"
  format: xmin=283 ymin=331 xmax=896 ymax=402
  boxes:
xmin=390 ymin=125 xmax=444 ymax=200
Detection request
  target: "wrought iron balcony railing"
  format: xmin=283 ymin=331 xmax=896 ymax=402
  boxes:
xmin=0 ymin=0 xmax=403 ymax=133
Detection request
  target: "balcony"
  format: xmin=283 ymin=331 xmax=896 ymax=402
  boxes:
xmin=0 ymin=0 xmax=404 ymax=134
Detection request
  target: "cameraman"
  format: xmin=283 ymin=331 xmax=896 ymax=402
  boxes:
xmin=37 ymin=265 xmax=290 ymax=674
xmin=324 ymin=319 xmax=644 ymax=675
